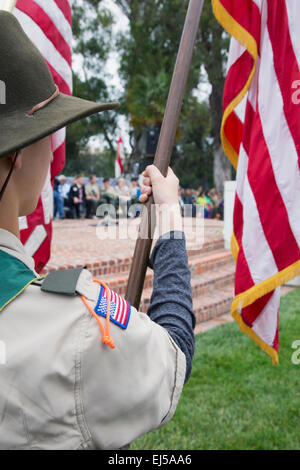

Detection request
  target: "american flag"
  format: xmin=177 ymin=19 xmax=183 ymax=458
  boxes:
xmin=213 ymin=0 xmax=300 ymax=363
xmin=115 ymin=136 xmax=125 ymax=178
xmin=95 ymin=285 xmax=131 ymax=330
xmin=1 ymin=0 xmax=72 ymax=272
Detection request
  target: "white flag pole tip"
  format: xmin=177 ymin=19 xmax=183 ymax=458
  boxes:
xmin=2 ymin=0 xmax=17 ymax=13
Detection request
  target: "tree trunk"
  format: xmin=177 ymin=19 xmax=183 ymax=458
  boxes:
xmin=213 ymin=144 xmax=232 ymax=193
xmin=130 ymin=129 xmax=144 ymax=161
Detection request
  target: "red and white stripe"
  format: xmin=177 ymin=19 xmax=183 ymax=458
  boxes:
xmin=213 ymin=0 xmax=300 ymax=361
xmin=103 ymin=288 xmax=130 ymax=327
xmin=8 ymin=0 xmax=72 ymax=272
xmin=115 ymin=136 xmax=125 ymax=179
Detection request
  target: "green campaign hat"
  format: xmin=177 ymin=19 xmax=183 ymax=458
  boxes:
xmin=0 ymin=11 xmax=120 ymax=159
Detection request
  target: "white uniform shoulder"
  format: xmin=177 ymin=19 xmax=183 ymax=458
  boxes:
xmin=75 ymin=269 xmax=100 ymax=301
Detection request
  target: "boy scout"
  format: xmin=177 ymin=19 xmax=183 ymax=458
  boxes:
xmin=0 ymin=11 xmax=195 ymax=450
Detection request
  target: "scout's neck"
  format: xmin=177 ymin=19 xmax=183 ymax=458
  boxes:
xmin=0 ymin=157 xmax=20 ymax=239
xmin=0 ymin=190 xmax=21 ymax=240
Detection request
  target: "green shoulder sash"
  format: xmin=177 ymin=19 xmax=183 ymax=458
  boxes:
xmin=0 ymin=250 xmax=37 ymax=312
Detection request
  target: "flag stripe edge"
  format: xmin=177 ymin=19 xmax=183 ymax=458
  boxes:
xmin=212 ymin=0 xmax=259 ymax=169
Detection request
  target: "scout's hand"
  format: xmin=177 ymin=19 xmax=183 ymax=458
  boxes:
xmin=140 ymin=165 xmax=182 ymax=235
xmin=140 ymin=165 xmax=179 ymax=205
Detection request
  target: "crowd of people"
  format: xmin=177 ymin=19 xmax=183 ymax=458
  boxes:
xmin=53 ymin=174 xmax=141 ymax=220
xmin=53 ymin=174 xmax=224 ymax=221
xmin=179 ymin=187 xmax=224 ymax=219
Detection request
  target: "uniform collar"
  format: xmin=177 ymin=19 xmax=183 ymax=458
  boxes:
xmin=0 ymin=228 xmax=37 ymax=274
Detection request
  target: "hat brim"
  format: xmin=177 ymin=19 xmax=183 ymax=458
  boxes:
xmin=0 ymin=93 xmax=120 ymax=158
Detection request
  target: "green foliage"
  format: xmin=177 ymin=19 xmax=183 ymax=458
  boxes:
xmin=198 ymin=1 xmax=230 ymax=145
xmin=172 ymin=99 xmax=213 ymax=189
xmin=66 ymin=0 xmax=119 ymax=171
xmin=67 ymin=0 xmax=230 ymax=187
xmin=116 ymin=0 xmax=202 ymax=129
xmin=132 ymin=289 xmax=300 ymax=450
xmin=63 ymin=147 xmax=115 ymax=176
xmin=116 ymin=0 xmax=229 ymax=188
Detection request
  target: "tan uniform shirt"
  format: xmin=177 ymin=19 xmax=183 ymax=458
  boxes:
xmin=0 ymin=229 xmax=186 ymax=450
xmin=85 ymin=182 xmax=100 ymax=200
xmin=104 ymin=185 xmax=118 ymax=198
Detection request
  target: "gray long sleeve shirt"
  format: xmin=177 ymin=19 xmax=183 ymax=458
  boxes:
xmin=148 ymin=231 xmax=196 ymax=382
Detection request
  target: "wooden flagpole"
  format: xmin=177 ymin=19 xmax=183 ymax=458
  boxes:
xmin=125 ymin=0 xmax=205 ymax=309
xmin=2 ymin=0 xmax=17 ymax=12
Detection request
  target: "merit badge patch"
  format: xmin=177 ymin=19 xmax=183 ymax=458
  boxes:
xmin=94 ymin=285 xmax=131 ymax=329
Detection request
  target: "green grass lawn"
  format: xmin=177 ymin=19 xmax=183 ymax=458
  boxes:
xmin=132 ymin=289 xmax=300 ymax=450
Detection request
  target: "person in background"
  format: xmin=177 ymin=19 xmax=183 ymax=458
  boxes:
xmin=216 ymin=191 xmax=224 ymax=220
xmin=59 ymin=175 xmax=70 ymax=200
xmin=208 ymin=188 xmax=220 ymax=219
xmin=178 ymin=187 xmax=185 ymax=216
xmin=58 ymin=175 xmax=70 ymax=217
xmin=191 ymin=189 xmax=198 ymax=202
xmin=116 ymin=177 xmax=131 ymax=217
xmin=197 ymin=190 xmax=209 ymax=218
xmin=99 ymin=177 xmax=119 ymax=220
xmin=53 ymin=176 xmax=64 ymax=220
xmin=197 ymin=186 xmax=203 ymax=198
xmin=68 ymin=175 xmax=86 ymax=219
xmin=85 ymin=175 xmax=100 ymax=219
xmin=182 ymin=188 xmax=196 ymax=218
xmin=204 ymin=191 xmax=213 ymax=218
xmin=101 ymin=178 xmax=118 ymax=206
xmin=128 ymin=177 xmax=142 ymax=218
xmin=129 ymin=177 xmax=141 ymax=201
xmin=116 ymin=177 xmax=130 ymax=196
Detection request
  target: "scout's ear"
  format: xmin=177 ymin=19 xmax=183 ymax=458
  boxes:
xmin=0 ymin=151 xmax=22 ymax=202
xmin=0 ymin=152 xmax=20 ymax=170
xmin=9 ymin=151 xmax=22 ymax=170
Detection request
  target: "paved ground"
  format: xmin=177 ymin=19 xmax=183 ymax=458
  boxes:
xmin=44 ymin=217 xmax=224 ymax=272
